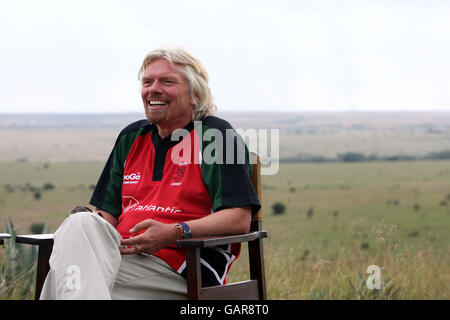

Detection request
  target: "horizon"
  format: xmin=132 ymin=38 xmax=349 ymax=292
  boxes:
xmin=1 ymin=109 xmax=450 ymax=115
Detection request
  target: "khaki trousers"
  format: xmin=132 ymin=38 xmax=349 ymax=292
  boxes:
xmin=40 ymin=212 xmax=187 ymax=300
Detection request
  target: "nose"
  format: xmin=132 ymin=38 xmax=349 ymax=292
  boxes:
xmin=148 ymin=80 xmax=163 ymax=94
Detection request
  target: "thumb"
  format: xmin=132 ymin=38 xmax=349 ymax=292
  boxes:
xmin=129 ymin=219 xmax=153 ymax=234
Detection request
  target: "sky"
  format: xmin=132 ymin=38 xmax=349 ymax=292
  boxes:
xmin=0 ymin=0 xmax=449 ymax=114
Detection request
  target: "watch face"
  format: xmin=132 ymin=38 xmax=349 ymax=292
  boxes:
xmin=181 ymin=222 xmax=192 ymax=239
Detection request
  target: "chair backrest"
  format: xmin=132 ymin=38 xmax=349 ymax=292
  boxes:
xmin=249 ymin=152 xmax=262 ymax=232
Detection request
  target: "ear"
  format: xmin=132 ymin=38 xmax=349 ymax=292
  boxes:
xmin=190 ymin=97 xmax=197 ymax=120
xmin=190 ymin=94 xmax=198 ymax=107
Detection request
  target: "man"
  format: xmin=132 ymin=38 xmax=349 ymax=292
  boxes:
xmin=40 ymin=48 xmax=260 ymax=299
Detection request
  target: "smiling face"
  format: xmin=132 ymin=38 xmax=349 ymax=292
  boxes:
xmin=140 ymin=58 xmax=195 ymax=137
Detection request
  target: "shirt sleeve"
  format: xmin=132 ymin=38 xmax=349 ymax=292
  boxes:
xmin=89 ymin=120 xmax=148 ymax=218
xmin=89 ymin=133 xmax=125 ymax=218
xmin=200 ymin=117 xmax=261 ymax=216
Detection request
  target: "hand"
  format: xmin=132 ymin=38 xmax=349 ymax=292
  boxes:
xmin=70 ymin=205 xmax=105 ymax=220
xmin=70 ymin=205 xmax=93 ymax=214
xmin=119 ymin=219 xmax=177 ymax=255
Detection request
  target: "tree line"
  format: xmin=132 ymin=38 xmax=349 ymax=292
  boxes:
xmin=280 ymin=150 xmax=450 ymax=163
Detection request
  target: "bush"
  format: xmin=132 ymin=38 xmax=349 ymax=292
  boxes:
xmin=0 ymin=220 xmax=37 ymax=299
xmin=42 ymin=183 xmax=55 ymax=191
xmin=425 ymin=150 xmax=450 ymax=160
xmin=30 ymin=222 xmax=46 ymax=234
xmin=337 ymin=152 xmax=366 ymax=162
xmin=272 ymin=202 xmax=286 ymax=215
xmin=307 ymin=207 xmax=314 ymax=219
xmin=33 ymin=191 xmax=41 ymax=200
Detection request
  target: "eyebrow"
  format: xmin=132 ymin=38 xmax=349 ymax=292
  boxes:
xmin=141 ymin=75 xmax=180 ymax=82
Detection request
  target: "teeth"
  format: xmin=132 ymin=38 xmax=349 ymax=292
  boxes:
xmin=149 ymin=100 xmax=167 ymax=105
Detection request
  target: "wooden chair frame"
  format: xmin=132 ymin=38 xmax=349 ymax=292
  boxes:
xmin=177 ymin=153 xmax=268 ymax=299
xmin=14 ymin=233 xmax=54 ymax=299
xmin=15 ymin=153 xmax=267 ymax=300
xmin=0 ymin=233 xmax=11 ymax=245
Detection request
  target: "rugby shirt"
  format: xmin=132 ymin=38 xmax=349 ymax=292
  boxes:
xmin=90 ymin=116 xmax=261 ymax=287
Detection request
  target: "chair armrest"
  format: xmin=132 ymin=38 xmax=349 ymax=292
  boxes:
xmin=14 ymin=231 xmax=269 ymax=248
xmin=15 ymin=234 xmax=54 ymax=245
xmin=176 ymin=230 xmax=268 ymax=248
xmin=0 ymin=233 xmax=11 ymax=245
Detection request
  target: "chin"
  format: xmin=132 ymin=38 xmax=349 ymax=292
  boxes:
xmin=145 ymin=109 xmax=168 ymax=124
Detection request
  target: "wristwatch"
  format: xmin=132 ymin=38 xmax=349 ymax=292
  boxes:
xmin=180 ymin=222 xmax=192 ymax=239
xmin=174 ymin=222 xmax=192 ymax=240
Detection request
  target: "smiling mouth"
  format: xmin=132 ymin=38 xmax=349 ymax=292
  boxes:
xmin=148 ymin=100 xmax=169 ymax=109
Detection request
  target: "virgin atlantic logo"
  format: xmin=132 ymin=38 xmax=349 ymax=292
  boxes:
xmin=122 ymin=196 xmax=139 ymax=213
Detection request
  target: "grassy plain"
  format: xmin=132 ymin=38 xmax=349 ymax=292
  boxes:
xmin=228 ymin=160 xmax=450 ymax=299
xmin=1 ymin=160 xmax=449 ymax=299
xmin=0 ymin=112 xmax=449 ymax=299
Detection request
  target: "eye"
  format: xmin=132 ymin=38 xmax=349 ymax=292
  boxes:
xmin=142 ymin=79 xmax=153 ymax=86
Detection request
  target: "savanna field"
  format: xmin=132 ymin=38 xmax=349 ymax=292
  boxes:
xmin=0 ymin=160 xmax=449 ymax=299
xmin=0 ymin=111 xmax=450 ymax=300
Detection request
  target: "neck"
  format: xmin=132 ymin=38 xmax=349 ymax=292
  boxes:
xmin=156 ymin=119 xmax=192 ymax=140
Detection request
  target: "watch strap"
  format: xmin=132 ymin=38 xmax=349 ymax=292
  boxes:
xmin=180 ymin=222 xmax=192 ymax=239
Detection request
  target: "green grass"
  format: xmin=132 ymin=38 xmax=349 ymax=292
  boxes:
xmin=1 ymin=160 xmax=449 ymax=299
xmin=229 ymin=160 xmax=450 ymax=299
xmin=0 ymin=161 xmax=104 ymax=231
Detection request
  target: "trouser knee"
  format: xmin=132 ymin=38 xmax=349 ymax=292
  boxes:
xmin=65 ymin=211 xmax=100 ymax=227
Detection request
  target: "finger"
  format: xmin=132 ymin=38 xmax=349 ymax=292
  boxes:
xmin=119 ymin=243 xmax=140 ymax=255
xmin=120 ymin=235 xmax=143 ymax=246
xmin=129 ymin=219 xmax=153 ymax=234
xmin=70 ymin=206 xmax=93 ymax=214
xmin=120 ymin=246 xmax=137 ymax=255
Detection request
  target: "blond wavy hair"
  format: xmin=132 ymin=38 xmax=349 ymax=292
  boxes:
xmin=138 ymin=48 xmax=217 ymax=120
